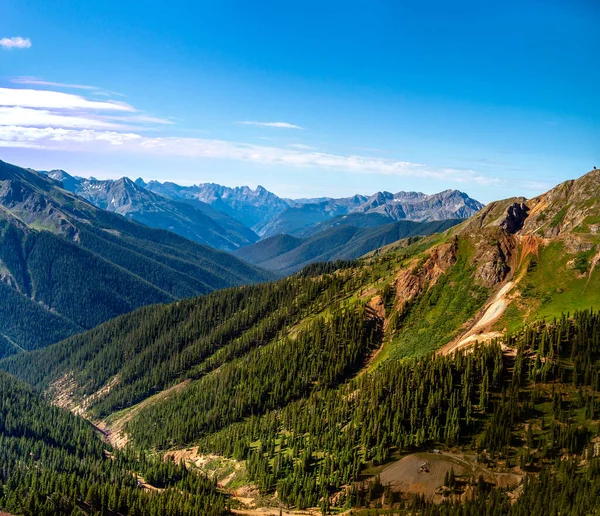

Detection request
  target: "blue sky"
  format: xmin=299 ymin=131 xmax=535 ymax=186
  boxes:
xmin=0 ymin=0 xmax=598 ymax=202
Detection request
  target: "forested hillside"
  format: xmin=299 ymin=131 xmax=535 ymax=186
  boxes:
xmin=233 ymin=218 xmax=460 ymax=274
xmin=0 ymin=160 xmax=273 ymax=356
xmin=2 ymin=169 xmax=600 ymax=513
xmin=0 ymin=370 xmax=230 ymax=515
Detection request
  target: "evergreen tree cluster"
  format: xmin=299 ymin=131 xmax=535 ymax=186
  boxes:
xmin=187 ymin=343 xmax=503 ymax=508
xmin=1 ymin=265 xmax=371 ymax=417
xmin=0 ymin=371 xmax=229 ymax=515
xmin=127 ymin=310 xmax=599 ymax=511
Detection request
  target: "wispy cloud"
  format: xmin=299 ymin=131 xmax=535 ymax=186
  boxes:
xmin=288 ymin=143 xmax=316 ymax=150
xmin=236 ymin=121 xmax=303 ymax=129
xmin=0 ymin=85 xmax=499 ymax=187
xmin=0 ymin=87 xmax=173 ymax=131
xmin=0 ymin=37 xmax=31 ymax=49
xmin=125 ymin=115 xmax=176 ymax=125
xmin=11 ymin=77 xmax=97 ymax=90
xmin=0 ymin=107 xmax=121 ymax=129
xmin=0 ymin=124 xmax=499 ymax=186
xmin=11 ymin=77 xmax=126 ymax=98
xmin=0 ymin=87 xmax=134 ymax=111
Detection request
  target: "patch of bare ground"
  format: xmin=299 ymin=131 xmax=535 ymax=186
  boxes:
xmin=164 ymin=448 xmax=257 ymax=506
xmin=233 ymin=508 xmax=319 ymax=516
xmin=587 ymin=250 xmax=600 ymax=284
xmin=377 ymin=452 xmax=522 ymax=503
xmin=50 ymin=373 xmax=119 ymax=417
xmin=439 ymin=280 xmax=517 ymax=356
xmin=95 ymin=379 xmax=191 ymax=449
xmin=135 ymin=474 xmax=164 ymax=492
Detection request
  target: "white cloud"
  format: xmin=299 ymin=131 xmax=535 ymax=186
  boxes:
xmin=11 ymin=77 xmax=97 ymax=90
xmin=0 ymin=86 xmax=173 ymax=134
xmin=288 ymin=143 xmax=316 ymax=150
xmin=0 ymin=107 xmax=120 ymax=129
xmin=0 ymin=126 xmax=141 ymax=146
xmin=0 ymin=88 xmax=134 ymax=111
xmin=236 ymin=121 xmax=304 ymax=129
xmin=0 ymin=124 xmax=498 ymax=185
xmin=0 ymin=37 xmax=31 ymax=49
xmin=124 ymin=115 xmax=175 ymax=125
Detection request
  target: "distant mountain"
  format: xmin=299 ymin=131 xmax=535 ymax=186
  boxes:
xmin=297 ymin=212 xmax=399 ymax=237
xmin=234 ymin=219 xmax=461 ymax=274
xmin=259 ymin=189 xmax=484 ymax=238
xmin=141 ymin=181 xmax=483 ymax=239
xmin=0 ymin=160 xmax=273 ymax=357
xmin=258 ymin=195 xmax=368 ymax=237
xmin=354 ymin=189 xmax=484 ymax=221
xmin=44 ymin=169 xmax=484 ymax=253
xmin=43 ymin=170 xmax=258 ymax=251
xmin=144 ymin=181 xmax=291 ymax=233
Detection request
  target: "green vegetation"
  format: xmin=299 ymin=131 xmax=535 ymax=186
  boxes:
xmin=497 ymin=241 xmax=600 ymax=331
xmin=201 ymin=310 xmax=599 ymax=511
xmin=234 ymin=219 xmax=461 ymax=275
xmin=0 ymin=370 xmax=229 ymax=515
xmin=550 ymin=204 xmax=569 ymax=228
xmin=386 ymin=242 xmax=489 ymax=359
xmin=0 ymin=267 xmax=373 ymax=414
xmin=3 ymin=164 xmax=600 ymax=514
xmin=0 ymin=160 xmax=274 ymax=355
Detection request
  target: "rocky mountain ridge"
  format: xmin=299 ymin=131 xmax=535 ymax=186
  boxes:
xmin=43 ymin=170 xmax=259 ymax=251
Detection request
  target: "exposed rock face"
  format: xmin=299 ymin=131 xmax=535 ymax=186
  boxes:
xmin=357 ymin=189 xmax=484 ymax=222
xmin=394 ymin=237 xmax=459 ymax=306
xmin=500 ymin=203 xmax=529 ymax=234
xmin=474 ymin=231 xmax=516 ymax=288
xmin=521 ymin=168 xmax=600 ymax=237
xmin=457 ymin=169 xmax=600 ymax=290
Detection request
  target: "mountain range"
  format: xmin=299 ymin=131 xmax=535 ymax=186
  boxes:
xmin=2 ymin=167 xmax=598 ymax=513
xmin=0 ymin=158 xmax=485 ymax=358
xmin=143 ymin=179 xmax=484 ymax=237
xmin=0 ymin=160 xmax=273 ymax=357
xmin=258 ymin=189 xmax=484 ymax=238
xmin=43 ymin=170 xmax=483 ymax=252
xmin=43 ymin=170 xmax=260 ymax=251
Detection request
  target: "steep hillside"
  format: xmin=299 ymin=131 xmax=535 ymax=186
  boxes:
xmin=3 ymin=168 xmax=600 ymax=513
xmin=234 ymin=219 xmax=461 ymax=274
xmin=0 ymin=370 xmax=229 ymax=515
xmin=45 ymin=170 xmax=258 ymax=251
xmin=0 ymin=160 xmax=273 ymax=356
